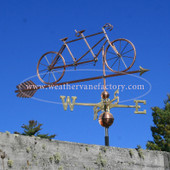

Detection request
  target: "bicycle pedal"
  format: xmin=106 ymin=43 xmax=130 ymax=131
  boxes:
xmin=94 ymin=57 xmax=98 ymax=62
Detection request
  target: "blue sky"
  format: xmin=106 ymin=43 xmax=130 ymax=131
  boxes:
xmin=0 ymin=0 xmax=170 ymax=149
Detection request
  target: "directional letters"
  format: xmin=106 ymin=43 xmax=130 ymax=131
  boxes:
xmin=134 ymin=100 xmax=146 ymax=114
xmin=60 ymin=92 xmax=147 ymax=119
xmin=60 ymin=96 xmax=77 ymax=111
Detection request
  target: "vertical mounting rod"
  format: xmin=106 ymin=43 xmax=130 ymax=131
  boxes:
xmin=105 ymin=127 xmax=109 ymax=146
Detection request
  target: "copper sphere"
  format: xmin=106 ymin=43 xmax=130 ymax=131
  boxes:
xmin=101 ymin=91 xmax=110 ymax=99
xmin=98 ymin=112 xmax=114 ymax=128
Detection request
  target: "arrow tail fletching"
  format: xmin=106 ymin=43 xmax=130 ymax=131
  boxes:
xmin=15 ymin=80 xmax=38 ymax=98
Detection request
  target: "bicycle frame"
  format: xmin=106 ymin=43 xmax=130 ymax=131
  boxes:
xmin=36 ymin=23 xmax=137 ymax=85
xmin=51 ymin=28 xmax=112 ymax=70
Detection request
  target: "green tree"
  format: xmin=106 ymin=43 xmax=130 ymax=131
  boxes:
xmin=15 ymin=120 xmax=56 ymax=140
xmin=146 ymin=95 xmax=170 ymax=152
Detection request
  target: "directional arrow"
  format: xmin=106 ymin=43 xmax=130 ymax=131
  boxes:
xmin=15 ymin=66 xmax=149 ymax=98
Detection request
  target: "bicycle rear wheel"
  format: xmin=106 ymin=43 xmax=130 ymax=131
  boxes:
xmin=37 ymin=51 xmax=66 ymax=85
xmin=105 ymin=38 xmax=136 ymax=72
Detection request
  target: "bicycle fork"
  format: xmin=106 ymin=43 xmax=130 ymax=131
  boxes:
xmin=102 ymin=27 xmax=120 ymax=57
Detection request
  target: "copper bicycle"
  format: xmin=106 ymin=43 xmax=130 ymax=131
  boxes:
xmin=37 ymin=23 xmax=136 ymax=85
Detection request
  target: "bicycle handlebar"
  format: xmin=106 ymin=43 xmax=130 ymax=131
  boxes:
xmin=103 ymin=23 xmax=113 ymax=31
xmin=74 ymin=23 xmax=113 ymax=37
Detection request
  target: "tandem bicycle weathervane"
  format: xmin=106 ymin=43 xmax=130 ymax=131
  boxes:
xmin=15 ymin=23 xmax=149 ymax=146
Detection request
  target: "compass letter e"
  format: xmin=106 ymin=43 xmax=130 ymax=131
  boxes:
xmin=134 ymin=100 xmax=146 ymax=114
xmin=60 ymin=96 xmax=77 ymax=111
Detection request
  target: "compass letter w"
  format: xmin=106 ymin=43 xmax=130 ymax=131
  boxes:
xmin=60 ymin=96 xmax=77 ymax=111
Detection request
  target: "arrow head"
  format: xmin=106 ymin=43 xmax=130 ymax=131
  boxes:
xmin=139 ymin=66 xmax=150 ymax=76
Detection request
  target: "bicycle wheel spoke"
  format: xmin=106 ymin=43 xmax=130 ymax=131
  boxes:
xmin=56 ymin=55 xmax=61 ymax=62
xmin=39 ymin=68 xmax=48 ymax=73
xmin=120 ymin=57 xmax=127 ymax=69
xmin=123 ymin=56 xmax=133 ymax=58
xmin=53 ymin=70 xmax=62 ymax=74
xmin=120 ymin=42 xmax=128 ymax=54
xmin=53 ymin=56 xmax=60 ymax=66
xmin=119 ymin=40 xmax=121 ymax=53
xmin=45 ymin=55 xmax=50 ymax=65
xmin=51 ymin=71 xmax=57 ymax=81
xmin=51 ymin=54 xmax=54 ymax=63
xmin=42 ymin=71 xmax=49 ymax=79
xmin=55 ymin=61 xmax=65 ymax=65
xmin=122 ymin=49 xmax=134 ymax=55
xmin=118 ymin=58 xmax=120 ymax=71
xmin=48 ymin=72 xmax=51 ymax=83
xmin=111 ymin=57 xmax=119 ymax=68
xmin=40 ymin=63 xmax=48 ymax=67
xmin=107 ymin=56 xmax=118 ymax=61
xmin=108 ymin=51 xmax=117 ymax=55
xmin=57 ymin=56 xmax=61 ymax=62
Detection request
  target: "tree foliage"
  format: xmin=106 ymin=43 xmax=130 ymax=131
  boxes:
xmin=146 ymin=95 xmax=170 ymax=152
xmin=15 ymin=120 xmax=56 ymax=140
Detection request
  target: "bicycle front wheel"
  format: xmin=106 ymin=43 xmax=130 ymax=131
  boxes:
xmin=105 ymin=38 xmax=136 ymax=72
xmin=37 ymin=51 xmax=66 ymax=85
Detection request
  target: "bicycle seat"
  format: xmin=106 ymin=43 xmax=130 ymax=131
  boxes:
xmin=78 ymin=30 xmax=85 ymax=34
xmin=75 ymin=29 xmax=86 ymax=37
xmin=60 ymin=37 xmax=68 ymax=41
